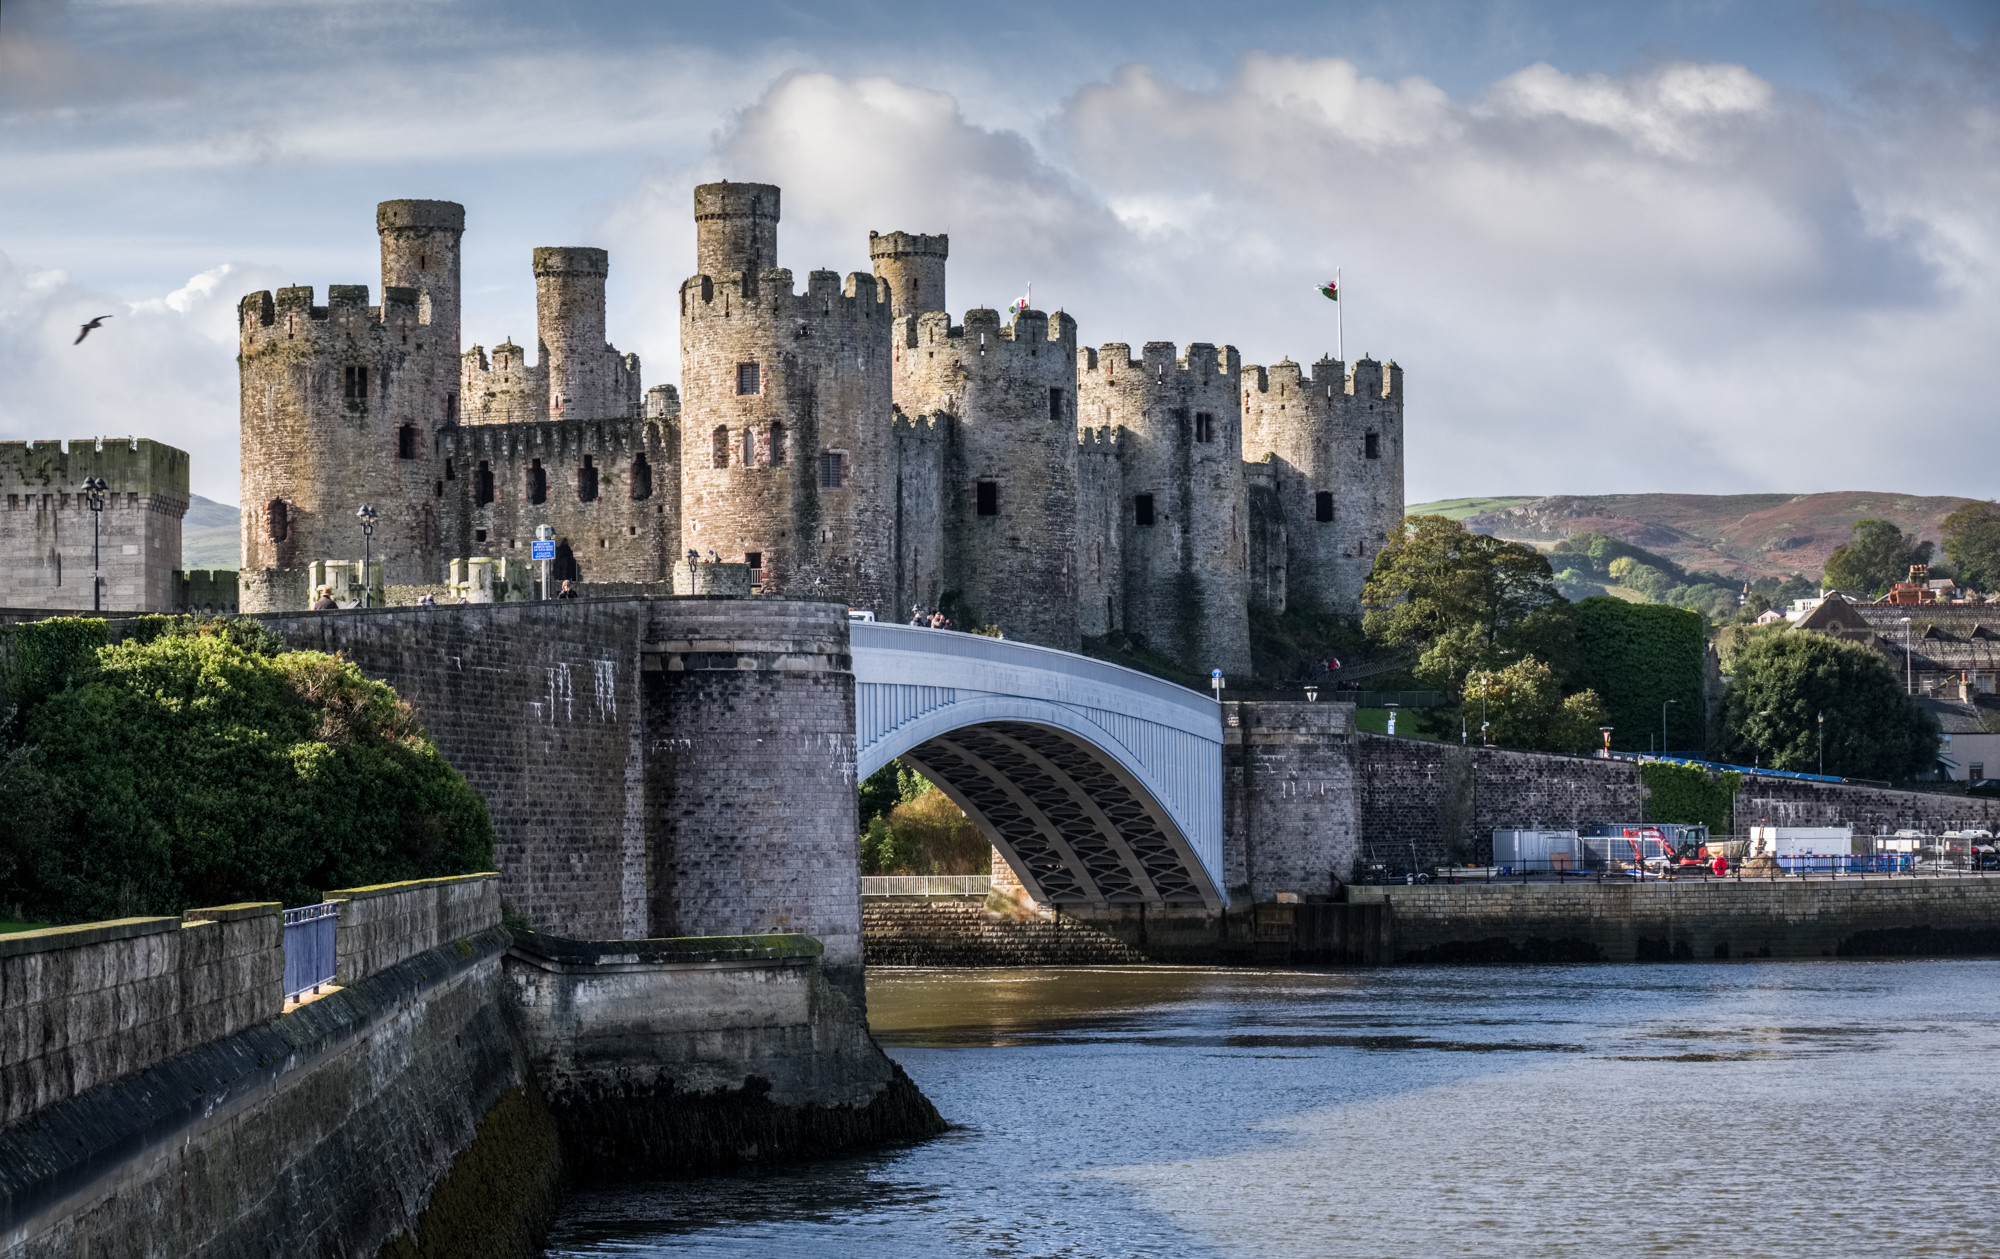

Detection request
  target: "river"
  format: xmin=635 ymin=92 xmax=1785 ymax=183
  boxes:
xmin=546 ymin=960 xmax=2000 ymax=1256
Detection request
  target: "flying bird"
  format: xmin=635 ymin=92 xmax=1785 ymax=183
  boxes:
xmin=74 ymin=315 xmax=113 ymax=345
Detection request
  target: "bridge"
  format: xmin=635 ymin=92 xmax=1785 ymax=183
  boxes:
xmin=851 ymin=622 xmax=1226 ymax=911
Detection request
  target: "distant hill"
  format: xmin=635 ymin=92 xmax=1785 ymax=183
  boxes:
xmin=1407 ymin=492 xmax=1983 ymax=581
xmin=182 ymin=495 xmax=239 ymax=571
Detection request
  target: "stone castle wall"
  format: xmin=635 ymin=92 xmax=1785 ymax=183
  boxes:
xmin=893 ymin=307 xmax=1080 ymax=645
xmin=1079 ymin=341 xmax=1252 ymax=676
xmin=892 ymin=411 xmax=946 ymax=618
xmin=0 ymin=438 xmax=187 ymax=613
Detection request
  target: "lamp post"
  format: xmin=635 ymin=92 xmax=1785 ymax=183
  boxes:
xmin=355 ymin=504 xmax=378 ymax=608
xmin=1818 ymin=710 xmax=1825 ymax=777
xmin=1662 ymin=698 xmax=1678 ymax=759
xmin=79 ymin=476 xmax=107 ymax=612
xmin=1304 ymin=684 xmax=1318 ymax=703
xmin=1900 ymin=616 xmax=1913 ymax=694
xmin=1385 ymin=701 xmax=1400 ymax=736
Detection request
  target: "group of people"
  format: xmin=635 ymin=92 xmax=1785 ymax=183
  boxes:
xmin=909 ymin=606 xmax=956 ymax=630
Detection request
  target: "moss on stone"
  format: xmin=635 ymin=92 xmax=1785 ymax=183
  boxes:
xmin=378 ymin=1081 xmax=564 ymax=1259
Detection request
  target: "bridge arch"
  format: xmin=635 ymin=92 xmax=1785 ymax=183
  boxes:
xmin=851 ymin=623 xmax=1224 ymax=910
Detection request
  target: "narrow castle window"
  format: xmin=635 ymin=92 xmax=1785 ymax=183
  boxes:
xmin=769 ymin=421 xmax=787 ymax=466
xmin=445 ymin=392 xmax=458 ymax=423
xmin=712 ymin=426 xmax=730 ymax=468
xmin=435 ymin=480 xmax=444 ymax=498
xmin=819 ymin=451 xmax=845 ymax=490
xmin=1365 ymin=432 xmax=1380 ymax=459
xmin=577 ymin=455 xmax=598 ymax=502
xmin=266 ymin=498 xmax=289 ymax=543
xmin=1194 ymin=412 xmax=1215 ymax=443
xmin=476 ymin=461 xmax=494 ymax=505
xmin=554 ymin=542 xmax=579 ymax=582
xmin=1134 ymin=494 xmax=1155 ymax=527
xmin=445 ymin=457 xmax=455 ymax=481
xmin=1315 ymin=491 xmax=1335 ymax=523
xmin=746 ymin=551 xmax=763 ymax=570
xmin=1049 ymin=387 xmax=1065 ymax=423
xmin=527 ymin=458 xmax=547 ymax=505
xmin=343 ymin=365 xmax=369 ymax=400
xmin=742 ymin=427 xmax=758 ymax=466
xmin=631 ymin=453 xmax=653 ymax=501
xmin=397 ymin=424 xmax=418 ymax=459
xmin=976 ymin=480 xmax=999 ymax=517
xmin=736 ymin=362 xmax=761 ymax=396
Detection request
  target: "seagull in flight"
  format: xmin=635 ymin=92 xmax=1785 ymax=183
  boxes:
xmin=74 ymin=315 xmax=113 ymax=344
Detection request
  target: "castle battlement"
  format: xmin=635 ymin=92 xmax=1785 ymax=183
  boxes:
xmin=239 ymin=284 xmax=431 ymax=354
xmin=1079 ymin=341 xmax=1241 ymax=382
xmin=678 ymin=268 xmax=886 ymax=323
xmin=442 ymin=415 xmax=667 ymax=464
xmin=895 ymin=307 xmax=1076 ymax=354
xmin=1243 ymin=354 xmax=1403 ymax=402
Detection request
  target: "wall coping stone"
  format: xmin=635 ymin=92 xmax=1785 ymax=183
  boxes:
xmin=0 ymin=917 xmax=177 ymax=958
xmin=324 ymin=873 xmax=497 ymax=902
xmin=507 ymin=931 xmax=822 ymax=967
xmin=181 ymin=903 xmax=281 ymax=923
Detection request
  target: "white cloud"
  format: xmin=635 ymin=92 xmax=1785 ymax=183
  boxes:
xmin=0 ymin=255 xmax=280 ymax=501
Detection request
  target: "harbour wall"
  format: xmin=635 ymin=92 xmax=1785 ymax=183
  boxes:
xmin=1342 ymin=877 xmax=2000 ymax=964
xmin=0 ymin=875 xmax=941 ymax=1258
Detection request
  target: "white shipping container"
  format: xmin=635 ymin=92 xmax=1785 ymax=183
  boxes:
xmin=1749 ymin=826 xmax=1858 ymax=855
xmin=1492 ymin=829 xmax=1583 ymax=868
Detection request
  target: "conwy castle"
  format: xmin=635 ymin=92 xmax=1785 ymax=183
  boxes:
xmin=235 ymin=185 xmax=1405 ymax=671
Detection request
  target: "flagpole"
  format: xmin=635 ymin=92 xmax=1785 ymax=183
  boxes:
xmin=1336 ymin=267 xmax=1344 ymax=364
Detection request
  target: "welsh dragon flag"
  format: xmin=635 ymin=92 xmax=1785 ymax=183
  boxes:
xmin=1318 ymin=279 xmax=1339 ymax=301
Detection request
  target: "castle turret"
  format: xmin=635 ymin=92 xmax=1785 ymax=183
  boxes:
xmin=679 ymin=182 xmax=893 ymax=613
xmin=535 ymin=247 xmax=610 ymax=420
xmin=1078 ymin=341 xmax=1251 ymax=677
xmin=376 ymin=199 xmax=464 ymax=423
xmin=892 ymin=305 xmax=1079 ymax=648
xmin=693 ymin=182 xmax=780 ymax=281
xmin=870 ymin=231 xmax=948 ymax=320
xmin=1240 ymin=353 xmax=1404 ymax=616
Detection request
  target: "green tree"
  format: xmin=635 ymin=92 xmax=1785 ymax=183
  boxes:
xmin=1941 ymin=501 xmax=2000 ymax=593
xmin=0 ymin=621 xmax=492 ymax=921
xmin=1822 ymin=519 xmax=1933 ymax=596
xmin=1468 ymin=657 xmax=1610 ymax=752
xmin=1719 ymin=631 xmax=1940 ymax=780
xmin=1363 ymin=516 xmax=1565 ymax=699
xmin=1572 ymin=597 xmax=1705 ymax=753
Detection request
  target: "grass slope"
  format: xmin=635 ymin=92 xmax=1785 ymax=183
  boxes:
xmin=182 ymin=495 xmax=240 ymax=570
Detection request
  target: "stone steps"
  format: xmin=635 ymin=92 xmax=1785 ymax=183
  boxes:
xmin=862 ymin=901 xmax=1147 ymax=966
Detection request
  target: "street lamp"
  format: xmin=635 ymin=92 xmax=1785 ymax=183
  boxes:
xmin=1662 ymin=698 xmax=1679 ymax=759
xmin=355 ymin=504 xmax=379 ymax=608
xmin=79 ymin=477 xmax=107 ymax=612
xmin=1304 ymin=684 xmax=1318 ymax=703
xmin=1900 ymin=616 xmax=1913 ymax=694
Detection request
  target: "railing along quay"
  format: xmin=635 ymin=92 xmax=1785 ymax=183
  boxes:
xmin=283 ymin=902 xmax=339 ymax=1000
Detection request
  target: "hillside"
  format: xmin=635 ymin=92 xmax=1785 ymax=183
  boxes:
xmin=182 ymin=495 xmax=240 ymax=570
xmin=1409 ymin=492 xmax=1983 ymax=581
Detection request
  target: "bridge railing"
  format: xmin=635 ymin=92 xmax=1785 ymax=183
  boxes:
xmin=860 ymin=875 xmax=993 ymax=899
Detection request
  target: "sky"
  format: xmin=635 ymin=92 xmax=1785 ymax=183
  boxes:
xmin=1 ymin=0 xmax=1996 ymax=505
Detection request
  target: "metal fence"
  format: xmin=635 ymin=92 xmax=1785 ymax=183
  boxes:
xmin=283 ymin=902 xmax=339 ymax=1001
xmin=859 ymin=875 xmax=993 ymax=899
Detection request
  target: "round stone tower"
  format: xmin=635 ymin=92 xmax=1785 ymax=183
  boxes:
xmin=1241 ymin=354 xmax=1404 ymax=616
xmin=869 ymin=231 xmax=948 ymax=320
xmin=693 ymin=182 xmax=779 ymax=280
xmin=533 ymin=246 xmax=609 ymax=419
xmin=891 ymin=305 xmax=1079 ymax=648
xmin=679 ymin=182 xmax=894 ymax=614
xmin=238 ymin=200 xmax=464 ymax=610
xmin=1077 ymin=341 xmax=1252 ymax=677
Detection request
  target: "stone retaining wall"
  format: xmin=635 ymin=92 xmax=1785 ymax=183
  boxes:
xmin=863 ymin=901 xmax=1148 ymax=966
xmin=1345 ymin=876 xmax=2000 ymax=963
xmin=328 ymin=873 xmax=502 ymax=985
xmin=0 ymin=903 xmax=280 ymax=1129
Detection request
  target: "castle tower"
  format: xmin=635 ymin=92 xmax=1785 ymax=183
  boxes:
xmin=239 ymin=200 xmax=465 ymax=610
xmin=1078 ymin=341 xmax=1252 ymax=677
xmin=1241 ymin=354 xmax=1404 ymax=615
xmin=679 ymin=182 xmax=894 ymax=614
xmin=693 ymin=182 xmax=779 ymax=280
xmin=534 ymin=247 xmax=610 ymax=420
xmin=869 ymin=231 xmax=948 ymax=320
xmin=892 ymin=305 xmax=1079 ymax=648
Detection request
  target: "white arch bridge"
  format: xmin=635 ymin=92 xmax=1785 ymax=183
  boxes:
xmin=851 ymin=623 xmax=1225 ymax=911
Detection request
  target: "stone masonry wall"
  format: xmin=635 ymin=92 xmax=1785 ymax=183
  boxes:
xmin=0 ymin=438 xmax=188 ymax=613
xmin=327 ymin=873 xmax=502 ymax=985
xmin=259 ymin=601 xmax=651 ymax=939
xmin=0 ymin=903 xmax=280 ymax=1129
xmin=1732 ymin=774 xmax=2000 ymax=834
xmin=1224 ymin=701 xmax=1359 ymax=902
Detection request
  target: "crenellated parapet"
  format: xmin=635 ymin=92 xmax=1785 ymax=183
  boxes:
xmin=869 ymin=230 xmax=948 ymax=319
xmin=1240 ymin=353 xmax=1404 ymax=616
xmin=462 ymin=339 xmax=548 ymax=425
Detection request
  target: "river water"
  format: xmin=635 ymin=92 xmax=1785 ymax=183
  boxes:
xmin=547 ymin=961 xmax=2000 ymax=1257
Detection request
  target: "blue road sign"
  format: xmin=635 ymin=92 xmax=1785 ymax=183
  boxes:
xmin=531 ymin=540 xmax=556 ymax=561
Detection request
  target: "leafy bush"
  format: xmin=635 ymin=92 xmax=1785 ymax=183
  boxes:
xmin=0 ymin=621 xmax=491 ymax=921
xmin=1572 ymin=597 xmax=1705 ymax=753
xmin=858 ymin=776 xmax=988 ymax=876
xmin=1466 ymin=657 xmax=1608 ymax=753
xmin=1640 ymin=762 xmax=1741 ymax=833
xmin=1718 ymin=631 xmax=1940 ymax=780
